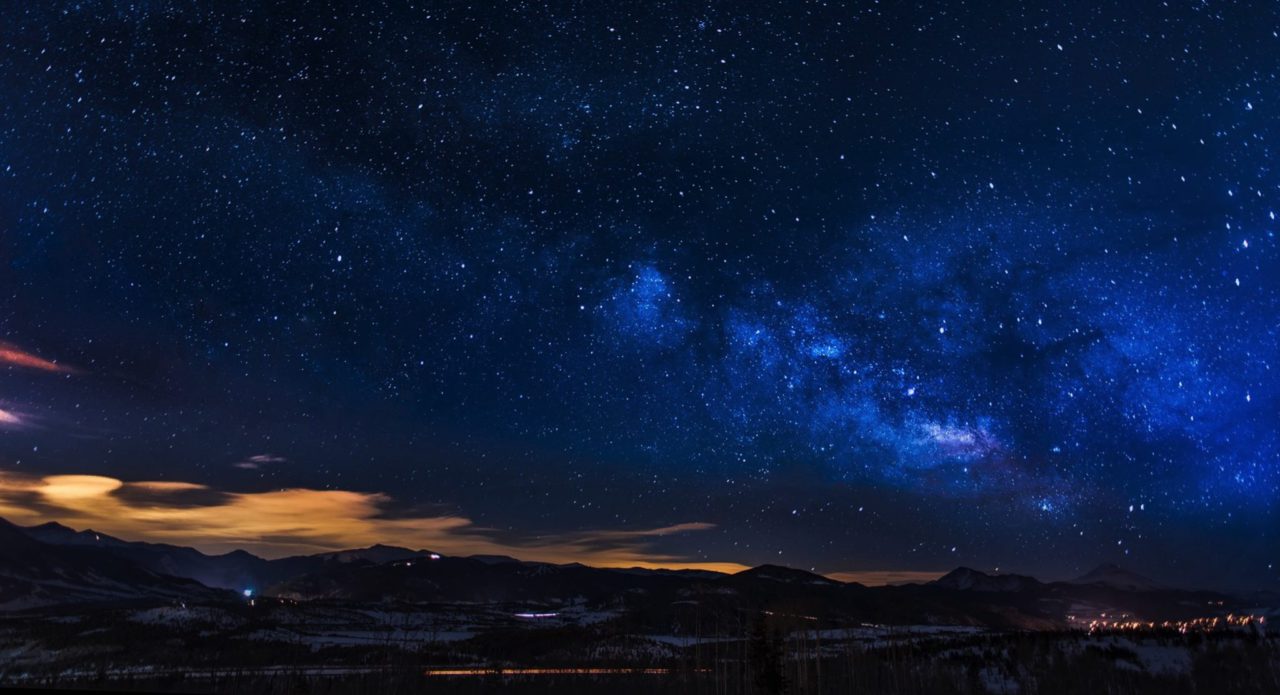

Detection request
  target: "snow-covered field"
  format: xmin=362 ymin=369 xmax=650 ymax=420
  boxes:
xmin=0 ymin=598 xmax=1275 ymax=693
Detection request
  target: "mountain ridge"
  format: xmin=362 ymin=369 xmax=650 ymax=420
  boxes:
xmin=5 ymin=516 xmax=1271 ymax=631
xmin=932 ymin=567 xmax=1041 ymax=592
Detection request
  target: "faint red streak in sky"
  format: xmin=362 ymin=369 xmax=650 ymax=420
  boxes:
xmin=0 ymin=342 xmax=77 ymax=374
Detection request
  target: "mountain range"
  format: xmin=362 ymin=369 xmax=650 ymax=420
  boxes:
xmin=1 ymin=516 xmax=1275 ymax=630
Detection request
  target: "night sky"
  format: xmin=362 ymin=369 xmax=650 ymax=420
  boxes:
xmin=0 ymin=2 xmax=1277 ymax=589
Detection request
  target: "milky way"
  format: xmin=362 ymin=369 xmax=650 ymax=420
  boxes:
xmin=0 ymin=2 xmax=1276 ymax=588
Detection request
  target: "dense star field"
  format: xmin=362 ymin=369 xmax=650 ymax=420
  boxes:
xmin=0 ymin=2 xmax=1276 ymax=589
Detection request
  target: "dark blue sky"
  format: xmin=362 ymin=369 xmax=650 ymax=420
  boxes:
xmin=0 ymin=1 xmax=1276 ymax=588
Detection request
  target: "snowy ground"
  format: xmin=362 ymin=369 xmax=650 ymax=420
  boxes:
xmin=0 ymin=598 xmax=1275 ymax=693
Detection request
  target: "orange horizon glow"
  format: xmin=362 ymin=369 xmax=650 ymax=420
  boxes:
xmin=0 ymin=470 xmax=930 ymax=583
xmin=0 ymin=471 xmax=749 ymax=572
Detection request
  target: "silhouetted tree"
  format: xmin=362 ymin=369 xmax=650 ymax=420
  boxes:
xmin=749 ymin=612 xmax=787 ymax=694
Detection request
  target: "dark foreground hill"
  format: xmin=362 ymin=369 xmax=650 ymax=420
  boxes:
xmin=0 ymin=518 xmax=227 ymax=609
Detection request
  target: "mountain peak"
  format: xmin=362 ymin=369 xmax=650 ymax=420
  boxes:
xmin=735 ymin=564 xmax=840 ymax=585
xmin=29 ymin=521 xmax=76 ymax=533
xmin=313 ymin=545 xmax=425 ymax=564
xmin=22 ymin=520 xmax=126 ymax=547
xmin=933 ymin=567 xmax=1039 ymax=592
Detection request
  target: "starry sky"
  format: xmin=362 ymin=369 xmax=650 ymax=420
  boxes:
xmin=0 ymin=1 xmax=1276 ymax=589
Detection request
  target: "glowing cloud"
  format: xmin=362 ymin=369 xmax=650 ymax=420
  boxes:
xmin=40 ymin=475 xmax=124 ymax=500
xmin=0 ymin=408 xmax=24 ymax=428
xmin=0 ymin=471 xmax=747 ymax=572
xmin=0 ymin=342 xmax=76 ymax=374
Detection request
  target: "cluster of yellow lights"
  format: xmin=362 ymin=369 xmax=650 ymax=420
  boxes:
xmin=1070 ymin=613 xmax=1266 ymax=634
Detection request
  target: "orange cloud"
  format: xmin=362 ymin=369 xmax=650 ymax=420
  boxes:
xmin=0 ymin=408 xmax=24 ymax=427
xmin=0 ymin=471 xmax=748 ymax=572
xmin=0 ymin=342 xmax=76 ymax=374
